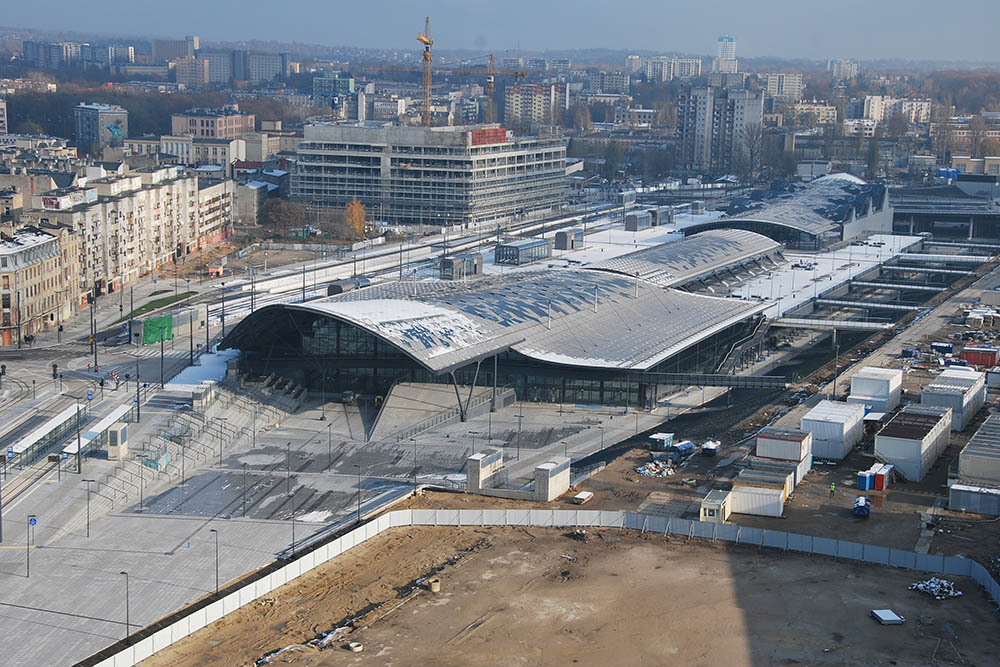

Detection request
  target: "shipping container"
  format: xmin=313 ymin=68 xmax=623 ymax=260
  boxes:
xmin=960 ymin=346 xmax=1000 ymax=368
xmin=931 ymin=342 xmax=954 ymax=354
xmin=800 ymin=400 xmax=865 ymax=460
xmin=729 ymin=485 xmax=784 ymax=517
xmin=648 ymin=432 xmax=674 ymax=450
xmin=756 ymin=428 xmax=812 ymax=462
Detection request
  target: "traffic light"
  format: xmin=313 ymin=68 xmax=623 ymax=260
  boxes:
xmin=51 ymin=363 xmax=58 ymax=379
xmin=1 ymin=364 xmax=6 ymax=375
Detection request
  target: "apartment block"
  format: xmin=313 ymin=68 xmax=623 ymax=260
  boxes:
xmin=504 ymin=84 xmax=569 ymax=125
xmin=171 ymin=107 xmax=255 ymax=139
xmin=22 ymin=166 xmax=232 ymax=298
xmin=828 ymin=59 xmax=859 ymax=81
xmin=792 ymin=102 xmax=838 ymax=125
xmin=173 ymin=56 xmax=210 ymax=88
xmin=588 ymin=70 xmax=630 ymax=95
xmin=644 ymin=57 xmax=702 ymax=82
xmin=152 ymin=36 xmax=198 ymax=64
xmin=678 ymin=86 xmax=764 ymax=174
xmin=764 ymin=72 xmax=804 ymax=101
xmin=74 ymin=103 xmax=128 ymax=150
xmin=292 ymin=122 xmax=566 ymax=227
xmin=0 ymin=225 xmax=81 ymax=345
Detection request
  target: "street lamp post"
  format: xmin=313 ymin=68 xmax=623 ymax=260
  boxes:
xmin=327 ymin=424 xmax=332 ymax=472
xmin=119 ymin=571 xmax=130 ymax=643
xmin=25 ymin=514 xmax=35 ymax=578
xmin=411 ymin=438 xmax=417 ymax=492
xmin=83 ymin=479 xmax=96 ymax=538
xmin=242 ymin=463 xmax=247 ymax=518
xmin=209 ymin=528 xmax=219 ymax=596
xmin=286 ymin=442 xmax=292 ymax=496
xmin=354 ymin=464 xmax=362 ymax=523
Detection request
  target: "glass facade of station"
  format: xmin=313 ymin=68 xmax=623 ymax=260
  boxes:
xmin=223 ymin=307 xmax=763 ymax=409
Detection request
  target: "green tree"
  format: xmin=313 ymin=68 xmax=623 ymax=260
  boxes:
xmin=866 ymin=141 xmax=881 ymax=180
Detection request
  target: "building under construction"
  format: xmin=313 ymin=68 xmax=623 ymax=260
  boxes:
xmin=291 ymin=122 xmax=567 ymax=227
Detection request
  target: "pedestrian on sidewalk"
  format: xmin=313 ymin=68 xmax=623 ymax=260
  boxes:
xmin=829 ymin=482 xmax=836 ymax=497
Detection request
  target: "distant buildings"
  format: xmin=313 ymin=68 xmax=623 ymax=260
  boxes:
xmin=587 ymin=70 xmax=630 ymax=95
xmin=764 ymin=72 xmax=804 ymax=101
xmin=842 ymin=118 xmax=878 ymax=137
xmin=74 ymin=103 xmax=128 ymax=150
xmin=291 ymin=122 xmax=567 ymax=227
xmin=504 ymin=83 xmax=569 ymax=125
xmin=170 ymin=107 xmax=255 ymax=139
xmin=0 ymin=99 xmax=6 ymax=134
xmin=644 ymin=57 xmax=702 ymax=82
xmin=712 ymin=35 xmax=738 ymax=73
xmin=678 ymin=86 xmax=764 ymax=174
xmin=22 ymin=41 xmax=81 ymax=70
xmin=845 ymin=95 xmax=932 ymax=123
xmin=625 ymin=55 xmax=643 ymax=73
xmin=173 ymin=56 xmax=210 ymax=88
xmin=828 ymin=59 xmax=859 ymax=81
xmin=792 ymin=101 xmax=838 ymax=125
xmin=151 ymin=36 xmax=199 ymax=64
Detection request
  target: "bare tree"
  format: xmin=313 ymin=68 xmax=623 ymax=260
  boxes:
xmin=968 ymin=115 xmax=988 ymax=157
xmin=740 ymin=123 xmax=765 ymax=184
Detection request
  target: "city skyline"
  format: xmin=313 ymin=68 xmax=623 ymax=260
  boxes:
xmin=3 ymin=0 xmax=1000 ymax=63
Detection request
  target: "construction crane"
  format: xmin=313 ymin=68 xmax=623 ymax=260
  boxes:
xmin=454 ymin=54 xmax=526 ymax=124
xmin=417 ymin=17 xmax=433 ymax=127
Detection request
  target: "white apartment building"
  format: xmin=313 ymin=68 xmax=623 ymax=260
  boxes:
xmin=22 ymin=166 xmax=232 ymax=295
xmin=792 ymin=101 xmax=838 ymax=125
xmin=843 ymin=118 xmax=878 ymax=137
xmin=644 ymin=57 xmax=702 ymax=82
xmin=504 ymin=84 xmax=569 ymax=125
xmin=828 ymin=59 xmax=859 ymax=81
xmin=764 ymin=73 xmax=804 ymax=101
xmin=373 ymin=95 xmax=408 ymax=122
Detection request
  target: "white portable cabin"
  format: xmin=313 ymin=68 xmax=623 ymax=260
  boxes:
xmin=921 ymin=368 xmax=987 ymax=432
xmin=874 ymin=405 xmax=951 ymax=482
xmin=848 ymin=367 xmax=903 ymax=413
xmin=729 ymin=485 xmax=785 ymax=518
xmin=756 ymin=428 xmax=812 ymax=462
xmin=700 ymin=489 xmax=732 ymax=523
xmin=800 ymin=400 xmax=865 ymax=460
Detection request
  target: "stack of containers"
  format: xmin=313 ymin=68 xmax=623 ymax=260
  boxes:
xmin=753 ymin=428 xmax=812 ymax=492
xmin=858 ymin=463 xmax=895 ymax=490
xmin=921 ymin=367 xmax=988 ymax=431
xmin=800 ymin=400 xmax=866 ymax=460
xmin=848 ymin=367 xmax=903 ymax=414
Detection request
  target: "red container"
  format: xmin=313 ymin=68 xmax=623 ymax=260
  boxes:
xmin=960 ymin=347 xmax=999 ymax=367
xmin=874 ymin=470 xmax=886 ymax=490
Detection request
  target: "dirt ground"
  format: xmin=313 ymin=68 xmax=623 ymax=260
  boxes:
xmin=141 ymin=526 xmax=999 ymax=667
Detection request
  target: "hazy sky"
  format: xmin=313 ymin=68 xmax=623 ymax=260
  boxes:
xmin=8 ymin=0 xmax=999 ymax=62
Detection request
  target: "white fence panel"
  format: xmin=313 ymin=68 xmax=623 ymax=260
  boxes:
xmin=411 ymin=509 xmax=436 ymax=525
xmin=528 ymin=509 xmax=555 ymax=526
xmin=151 ymin=627 xmax=172 ymax=653
xmin=812 ymin=537 xmax=837 ymax=557
xmin=483 ymin=509 xmax=506 ymax=525
xmin=862 ymin=544 xmax=890 ymax=566
xmin=888 ymin=549 xmax=916 ymax=569
xmin=599 ymin=510 xmax=625 ymax=527
xmin=390 ymin=509 xmax=413 ymax=527
xmin=645 ymin=514 xmax=669 ymax=533
xmin=238 ymin=584 xmax=256 ymax=607
xmin=376 ymin=513 xmax=392 ymax=532
xmin=667 ymin=518 xmax=691 ymax=536
xmin=113 ymin=650 xmax=134 ymax=667
xmin=914 ymin=553 xmax=946 ymax=573
xmin=364 ymin=521 xmax=381 ymax=540
xmin=575 ymin=510 xmax=603 ymax=527
xmin=551 ymin=510 xmax=578 ymax=527
xmin=170 ymin=616 xmax=191 ymax=643
xmin=459 ymin=509 xmax=484 ymax=525
xmin=222 ymin=591 xmax=241 ymax=615
xmin=692 ymin=521 xmax=717 ymax=540
xmin=715 ymin=523 xmax=740 ymax=542
xmin=786 ymin=533 xmax=813 ymax=553
xmin=837 ymin=541 xmax=864 ymax=561
xmin=507 ymin=508 xmax=531 ymax=525
xmin=202 ymin=600 xmax=223 ymax=626
xmin=436 ymin=509 xmax=461 ymax=526
xmin=943 ymin=556 xmax=972 ymax=577
xmin=131 ymin=637 xmax=154 ymax=664
xmin=736 ymin=526 xmax=763 ymax=545
xmin=762 ymin=531 xmax=787 ymax=549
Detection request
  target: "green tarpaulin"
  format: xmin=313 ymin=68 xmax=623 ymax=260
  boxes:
xmin=143 ymin=315 xmax=174 ymax=344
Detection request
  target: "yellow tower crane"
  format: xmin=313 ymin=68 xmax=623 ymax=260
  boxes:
xmin=417 ymin=17 xmax=433 ymax=127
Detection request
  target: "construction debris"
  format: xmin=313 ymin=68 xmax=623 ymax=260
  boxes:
xmin=909 ymin=577 xmax=963 ymax=600
xmin=636 ymin=460 xmax=674 ymax=477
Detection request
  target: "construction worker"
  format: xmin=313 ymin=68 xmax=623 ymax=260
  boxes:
xmin=829 ymin=482 xmax=836 ymax=498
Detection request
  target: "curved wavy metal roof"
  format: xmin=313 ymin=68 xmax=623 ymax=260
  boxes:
xmin=687 ymin=174 xmax=887 ymax=237
xmin=223 ymin=230 xmax=778 ymax=375
xmin=583 ymin=229 xmax=781 ymax=287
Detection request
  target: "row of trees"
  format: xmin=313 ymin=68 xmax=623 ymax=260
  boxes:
xmin=259 ymin=198 xmax=366 ymax=241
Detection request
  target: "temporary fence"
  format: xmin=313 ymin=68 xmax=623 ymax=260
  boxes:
xmin=83 ymin=508 xmax=1000 ymax=667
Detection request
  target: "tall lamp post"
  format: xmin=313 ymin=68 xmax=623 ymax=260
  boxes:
xmin=83 ymin=479 xmax=96 ymax=538
xmin=25 ymin=514 xmax=35 ymax=578
xmin=119 ymin=571 xmax=130 ymax=643
xmin=208 ymin=528 xmax=219 ymax=597
xmin=353 ymin=464 xmax=362 ymax=523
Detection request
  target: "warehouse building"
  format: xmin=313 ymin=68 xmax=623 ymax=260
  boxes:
xmin=291 ymin=122 xmax=567 ymax=227
xmin=874 ymin=404 xmax=952 ymax=482
xmin=220 ymin=230 xmax=778 ymax=409
xmin=921 ymin=368 xmax=987 ymax=431
xmin=950 ymin=413 xmax=1000 ymax=515
xmin=799 ymin=400 xmax=865 ymax=460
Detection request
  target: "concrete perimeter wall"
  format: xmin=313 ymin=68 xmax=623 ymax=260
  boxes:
xmin=87 ymin=508 xmax=1000 ymax=667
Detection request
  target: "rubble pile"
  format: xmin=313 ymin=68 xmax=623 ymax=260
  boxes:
xmin=636 ymin=460 xmax=674 ymax=478
xmin=909 ymin=577 xmax=963 ymax=600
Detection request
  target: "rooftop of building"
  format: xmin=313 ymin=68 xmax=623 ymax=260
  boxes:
xmin=0 ymin=226 xmax=57 ymax=254
xmin=75 ymin=102 xmax=126 ymax=112
xmin=961 ymin=413 xmax=1000 ymax=463
xmin=758 ymin=428 xmax=810 ymax=441
xmin=878 ymin=409 xmax=947 ymax=441
xmin=222 ymin=230 xmax=775 ymax=375
xmin=174 ymin=107 xmax=253 ymax=117
xmin=723 ymin=174 xmax=888 ymax=236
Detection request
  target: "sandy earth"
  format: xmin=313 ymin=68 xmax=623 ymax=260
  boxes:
xmin=141 ymin=526 xmax=998 ymax=667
